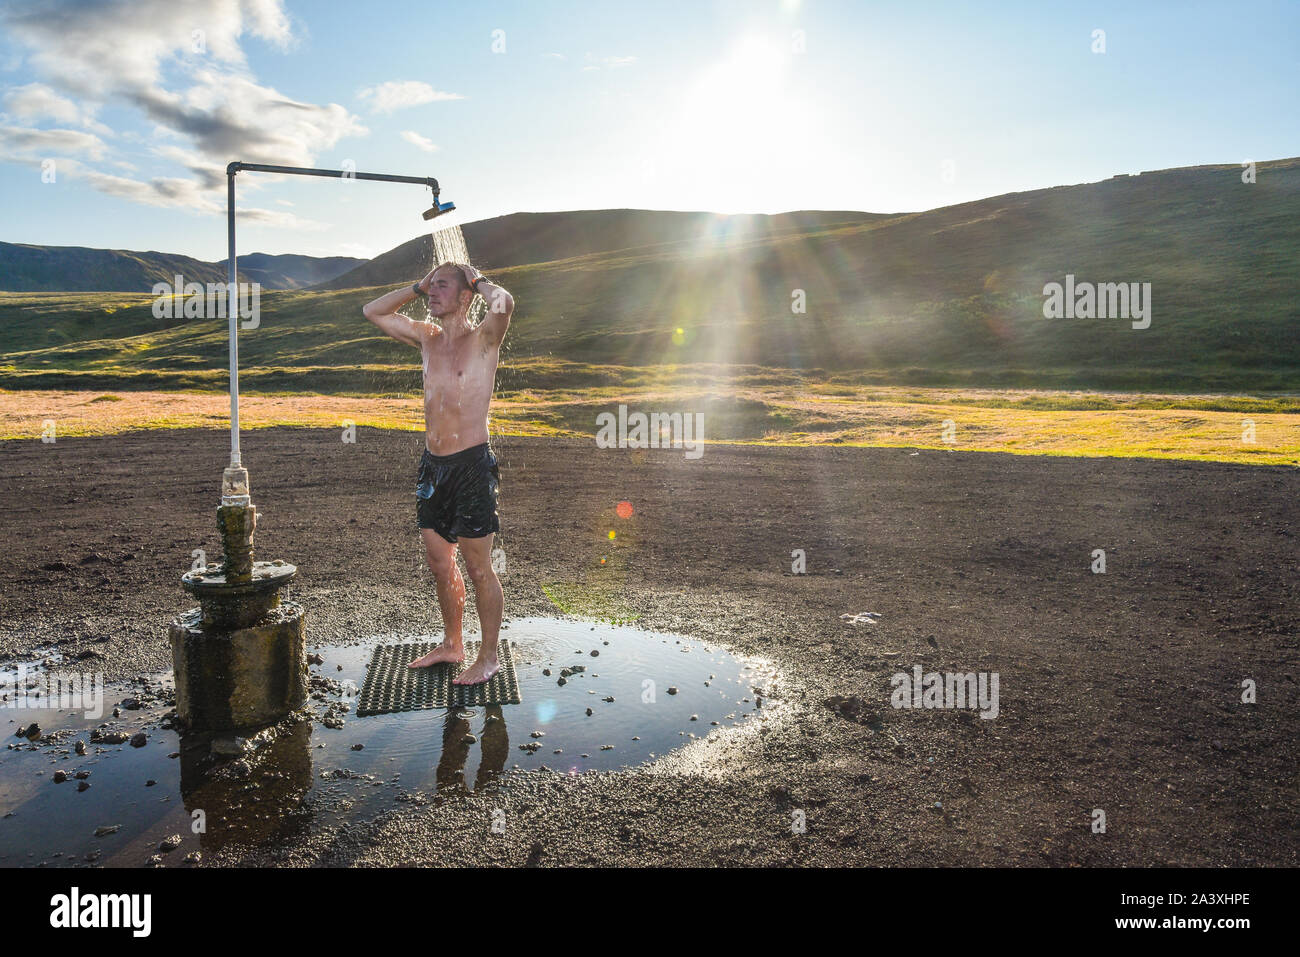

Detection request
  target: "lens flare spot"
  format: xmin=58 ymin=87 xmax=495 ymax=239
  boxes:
xmin=671 ymin=327 xmax=686 ymax=346
xmin=616 ymin=501 xmax=634 ymax=519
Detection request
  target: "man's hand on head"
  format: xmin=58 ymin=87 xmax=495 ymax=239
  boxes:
xmin=458 ymin=263 xmax=482 ymax=288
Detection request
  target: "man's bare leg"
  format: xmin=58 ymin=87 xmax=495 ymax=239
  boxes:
xmin=453 ymin=533 xmax=503 ymax=685
xmin=409 ymin=529 xmax=468 ymax=668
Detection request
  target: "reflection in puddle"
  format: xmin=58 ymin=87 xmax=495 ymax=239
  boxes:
xmin=0 ymin=618 xmax=776 ymax=866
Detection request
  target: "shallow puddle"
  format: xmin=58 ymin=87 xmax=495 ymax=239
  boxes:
xmin=0 ymin=617 xmax=775 ymax=866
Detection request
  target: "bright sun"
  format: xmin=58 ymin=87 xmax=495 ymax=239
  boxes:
xmin=664 ymin=35 xmax=812 ymax=212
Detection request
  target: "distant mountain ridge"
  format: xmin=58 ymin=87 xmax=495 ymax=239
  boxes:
xmin=0 ymin=242 xmax=364 ymax=292
xmin=2 ymin=158 xmax=1296 ymax=393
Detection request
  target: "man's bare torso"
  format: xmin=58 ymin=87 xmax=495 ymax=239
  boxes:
xmin=421 ymin=322 xmax=499 ymax=455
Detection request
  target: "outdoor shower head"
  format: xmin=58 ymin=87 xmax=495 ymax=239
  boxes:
xmin=423 ymin=198 xmax=456 ymax=220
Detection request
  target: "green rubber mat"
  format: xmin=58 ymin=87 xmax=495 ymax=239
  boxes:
xmin=356 ymin=639 xmax=521 ymax=716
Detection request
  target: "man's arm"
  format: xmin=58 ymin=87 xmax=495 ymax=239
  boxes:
xmin=361 ymin=276 xmax=435 ymax=348
xmin=462 ymin=265 xmax=514 ymax=346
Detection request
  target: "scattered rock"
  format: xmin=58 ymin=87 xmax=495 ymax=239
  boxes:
xmin=159 ymin=834 xmax=182 ymax=852
xmin=823 ymin=695 xmax=883 ymax=729
xmin=129 ymin=732 xmax=147 ymax=748
xmin=93 ymin=825 xmax=120 ymax=837
xmin=52 ymin=770 xmax=68 ymax=783
xmin=667 ymin=687 xmax=678 ymax=696
xmin=74 ymin=740 xmax=86 ymax=756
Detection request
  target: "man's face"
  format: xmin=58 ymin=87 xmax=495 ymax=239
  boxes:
xmin=428 ymin=265 xmax=469 ymax=318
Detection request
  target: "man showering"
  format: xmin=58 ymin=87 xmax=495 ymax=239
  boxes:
xmin=361 ymin=263 xmax=515 ymax=685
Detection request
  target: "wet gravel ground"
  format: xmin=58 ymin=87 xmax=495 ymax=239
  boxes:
xmin=1 ymin=427 xmax=1296 ymax=866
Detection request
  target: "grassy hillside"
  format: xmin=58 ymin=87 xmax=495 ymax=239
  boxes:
xmin=310 ymin=208 xmax=886 ymax=290
xmin=1 ymin=158 xmax=1297 ymax=392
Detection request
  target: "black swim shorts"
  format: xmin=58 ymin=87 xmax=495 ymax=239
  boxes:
xmin=415 ymin=442 xmax=501 ymax=542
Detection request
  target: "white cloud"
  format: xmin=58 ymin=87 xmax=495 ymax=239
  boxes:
xmin=2 ymin=82 xmax=112 ymax=135
xmin=357 ymin=80 xmax=463 ymax=114
xmin=400 ymin=130 xmax=439 ymax=153
xmin=0 ymin=0 xmax=365 ymax=220
xmin=0 ymin=124 xmax=109 ymax=161
xmin=582 ymin=53 xmax=638 ymax=71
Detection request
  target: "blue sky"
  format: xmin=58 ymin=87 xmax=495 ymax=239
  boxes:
xmin=0 ymin=0 xmax=1296 ymax=261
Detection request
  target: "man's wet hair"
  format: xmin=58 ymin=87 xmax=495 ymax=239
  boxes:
xmin=434 ymin=262 xmax=472 ymax=292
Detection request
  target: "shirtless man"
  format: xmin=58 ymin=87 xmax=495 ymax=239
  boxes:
xmin=361 ymin=262 xmax=514 ymax=684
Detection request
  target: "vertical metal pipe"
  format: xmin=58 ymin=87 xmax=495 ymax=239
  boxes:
xmin=226 ymin=169 xmax=240 ymax=468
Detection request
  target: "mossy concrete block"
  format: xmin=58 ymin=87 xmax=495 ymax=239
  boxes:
xmin=170 ymin=601 xmax=307 ymax=732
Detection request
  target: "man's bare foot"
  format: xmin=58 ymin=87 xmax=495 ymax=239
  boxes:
xmin=408 ymin=642 xmax=465 ymax=668
xmin=453 ymin=654 xmax=500 ymax=685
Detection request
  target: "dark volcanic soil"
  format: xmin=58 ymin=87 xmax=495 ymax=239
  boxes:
xmin=1 ymin=427 xmax=1296 ymax=866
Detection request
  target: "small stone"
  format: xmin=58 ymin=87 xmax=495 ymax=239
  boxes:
xmin=590 ymin=650 xmax=599 ymax=657
xmin=600 ymin=745 xmax=614 ymax=751
xmin=666 ymin=687 xmax=678 ymax=696
xmin=602 ymin=696 xmax=615 ymax=703
xmin=74 ymin=740 xmax=86 ymax=756
xmin=463 ymin=734 xmax=477 ymax=744
xmin=184 ymin=851 xmax=202 ymax=864
xmin=307 ymin=653 xmax=325 ymax=666
xmin=146 ymin=780 xmax=156 ymax=787
xmin=530 ymin=731 xmax=545 ymax=738
xmin=542 ymin=668 xmax=551 ymax=676
xmin=556 ymin=677 xmax=566 ymax=686
xmin=52 ymin=770 xmax=68 ymax=783
xmin=74 ymin=770 xmax=91 ymax=780
xmin=689 ymin=714 xmax=699 ymax=721
xmin=159 ymin=834 xmax=182 ymax=852
xmin=351 ymin=744 xmax=364 ymax=751
xmin=585 ymin=708 xmax=593 ymax=716
xmin=77 ymin=781 xmax=90 ymax=792
xmin=93 ymin=825 xmax=119 ymax=837
xmin=129 ymin=732 xmax=147 ymax=748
